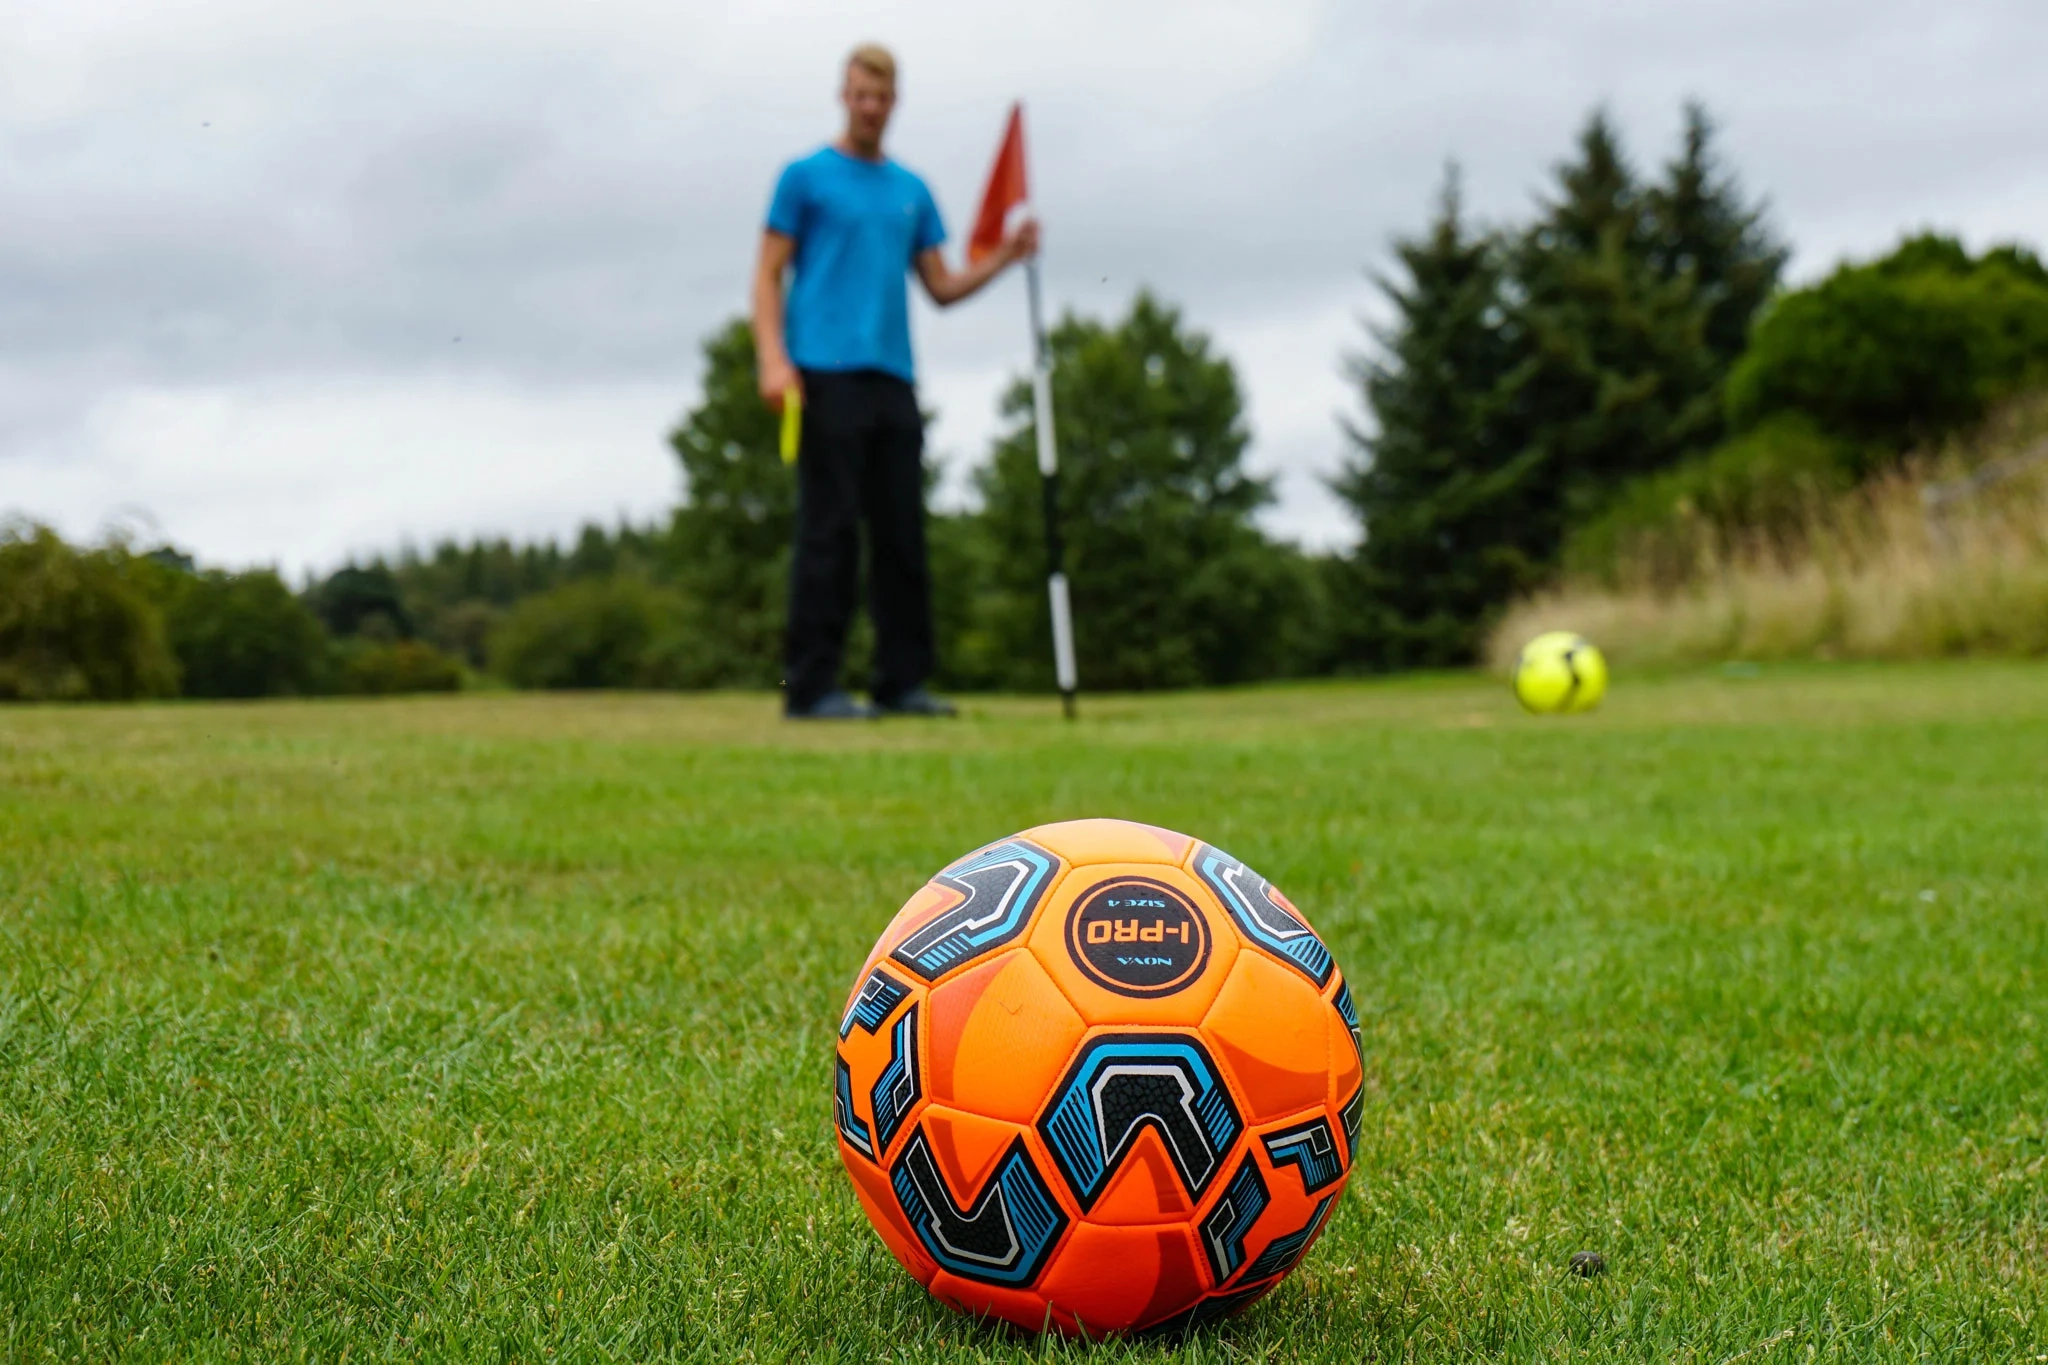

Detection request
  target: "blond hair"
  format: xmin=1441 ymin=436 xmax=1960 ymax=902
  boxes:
xmin=846 ymin=43 xmax=896 ymax=87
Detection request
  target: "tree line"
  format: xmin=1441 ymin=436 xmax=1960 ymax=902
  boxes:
xmin=8 ymin=106 xmax=2046 ymax=702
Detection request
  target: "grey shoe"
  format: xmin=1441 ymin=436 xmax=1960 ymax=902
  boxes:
xmin=875 ymin=687 xmax=958 ymax=718
xmin=786 ymin=690 xmax=880 ymax=720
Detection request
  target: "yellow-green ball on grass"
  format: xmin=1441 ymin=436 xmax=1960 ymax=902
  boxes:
xmin=1513 ymin=631 xmax=1608 ymax=714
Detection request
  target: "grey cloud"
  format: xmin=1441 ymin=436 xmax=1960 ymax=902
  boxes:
xmin=3 ymin=0 xmax=2044 ymax=566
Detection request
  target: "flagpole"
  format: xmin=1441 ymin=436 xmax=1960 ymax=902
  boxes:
xmin=1025 ymin=254 xmax=1077 ymax=720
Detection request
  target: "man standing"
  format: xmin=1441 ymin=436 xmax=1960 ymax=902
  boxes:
xmin=753 ymin=43 xmax=1037 ymax=719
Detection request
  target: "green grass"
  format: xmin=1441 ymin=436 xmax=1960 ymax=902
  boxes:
xmin=3 ymin=665 xmax=2046 ymax=1362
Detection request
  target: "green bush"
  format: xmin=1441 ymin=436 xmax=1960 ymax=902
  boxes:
xmin=339 ymin=640 xmax=464 ymax=695
xmin=1563 ymin=416 xmax=1857 ymax=585
xmin=489 ymin=577 xmax=690 ymax=690
xmin=306 ymin=563 xmax=413 ymax=641
xmin=155 ymin=568 xmax=330 ymax=698
xmin=1570 ymin=236 xmax=2048 ymax=592
xmin=974 ymin=294 xmax=1320 ymax=691
xmin=425 ymin=599 xmax=502 ymax=670
xmin=0 ymin=523 xmax=178 ymax=701
xmin=1728 ymin=234 xmax=2048 ymax=454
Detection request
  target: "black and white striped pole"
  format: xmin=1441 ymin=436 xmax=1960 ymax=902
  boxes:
xmin=1025 ymin=255 xmax=1077 ymax=720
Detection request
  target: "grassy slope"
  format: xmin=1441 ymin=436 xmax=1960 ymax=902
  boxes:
xmin=1490 ymin=395 xmax=2048 ymax=670
xmin=2 ymin=668 xmax=2045 ymax=1362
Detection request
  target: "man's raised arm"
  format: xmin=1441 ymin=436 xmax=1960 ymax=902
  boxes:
xmin=914 ymin=220 xmax=1040 ymax=308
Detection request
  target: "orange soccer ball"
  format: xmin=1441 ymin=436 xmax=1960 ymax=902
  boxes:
xmin=834 ymin=818 xmax=1363 ymax=1336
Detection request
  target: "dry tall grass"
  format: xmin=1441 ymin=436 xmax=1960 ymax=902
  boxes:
xmin=1488 ymin=397 xmax=2048 ymax=669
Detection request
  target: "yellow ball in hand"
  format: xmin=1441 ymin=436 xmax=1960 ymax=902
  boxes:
xmin=1513 ymin=631 xmax=1608 ymax=714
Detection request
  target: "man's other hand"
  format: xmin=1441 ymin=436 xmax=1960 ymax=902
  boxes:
xmin=760 ymin=355 xmax=802 ymax=410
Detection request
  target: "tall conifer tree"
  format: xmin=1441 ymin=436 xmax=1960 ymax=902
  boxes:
xmin=1335 ymin=109 xmax=1784 ymax=663
xmin=1502 ymin=111 xmax=1717 ymax=541
xmin=1644 ymin=103 xmax=1788 ymax=374
xmin=1330 ymin=168 xmax=1523 ymax=666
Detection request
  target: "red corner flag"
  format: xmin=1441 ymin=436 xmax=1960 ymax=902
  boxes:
xmin=968 ymin=103 xmax=1029 ymax=264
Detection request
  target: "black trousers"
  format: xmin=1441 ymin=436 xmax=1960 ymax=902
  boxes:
xmin=784 ymin=369 xmax=935 ymax=711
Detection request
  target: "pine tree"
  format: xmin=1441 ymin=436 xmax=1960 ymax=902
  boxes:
xmin=1332 ymin=108 xmax=1784 ymax=663
xmin=1537 ymin=110 xmax=1647 ymax=259
xmin=1501 ymin=110 xmax=1719 ymax=542
xmin=1329 ymin=167 xmax=1526 ymax=667
xmin=1644 ymin=103 xmax=1787 ymax=373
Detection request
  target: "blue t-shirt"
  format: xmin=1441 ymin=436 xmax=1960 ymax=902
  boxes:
xmin=766 ymin=147 xmax=946 ymax=383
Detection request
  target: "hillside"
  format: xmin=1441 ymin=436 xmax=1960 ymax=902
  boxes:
xmin=1490 ymin=392 xmax=2048 ymax=668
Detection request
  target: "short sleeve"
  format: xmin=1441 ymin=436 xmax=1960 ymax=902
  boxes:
xmin=912 ymin=180 xmax=946 ymax=255
xmin=766 ymin=161 xmax=807 ymax=238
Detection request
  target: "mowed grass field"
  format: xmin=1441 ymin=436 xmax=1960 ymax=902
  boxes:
xmin=4 ymin=666 xmax=2046 ymax=1363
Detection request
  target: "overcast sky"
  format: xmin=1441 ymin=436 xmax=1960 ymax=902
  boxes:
xmin=6 ymin=0 xmax=2045 ymax=575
